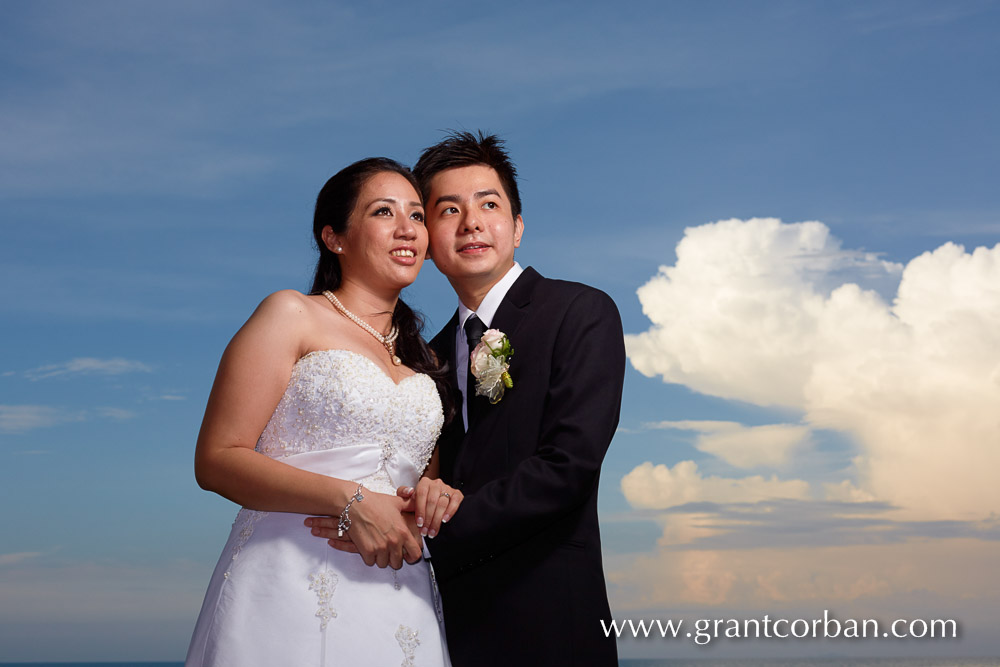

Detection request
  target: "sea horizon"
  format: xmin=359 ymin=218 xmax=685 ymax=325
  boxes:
xmin=2 ymin=657 xmax=999 ymax=667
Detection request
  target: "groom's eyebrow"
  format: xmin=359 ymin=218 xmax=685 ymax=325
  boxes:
xmin=433 ymin=189 xmax=500 ymax=207
xmin=433 ymin=194 xmax=461 ymax=207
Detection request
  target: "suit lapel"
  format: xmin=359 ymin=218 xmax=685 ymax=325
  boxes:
xmin=431 ymin=310 xmax=460 ymax=388
xmin=455 ymin=267 xmax=541 ymax=479
xmin=489 ymin=266 xmax=539 ymax=345
xmin=430 ymin=311 xmax=463 ymax=483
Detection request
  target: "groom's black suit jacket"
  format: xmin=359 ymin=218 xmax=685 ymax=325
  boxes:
xmin=427 ymin=267 xmax=624 ymax=667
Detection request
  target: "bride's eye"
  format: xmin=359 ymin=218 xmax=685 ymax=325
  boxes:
xmin=411 ymin=211 xmax=425 ymax=223
xmin=374 ymin=206 xmax=392 ymax=216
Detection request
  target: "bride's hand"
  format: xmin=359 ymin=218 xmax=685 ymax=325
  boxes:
xmin=397 ymin=477 xmax=463 ymax=539
xmin=303 ymin=492 xmax=422 ymax=569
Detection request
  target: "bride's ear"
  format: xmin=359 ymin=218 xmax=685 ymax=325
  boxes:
xmin=321 ymin=226 xmax=343 ymax=254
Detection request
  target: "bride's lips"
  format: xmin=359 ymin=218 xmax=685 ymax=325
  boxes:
xmin=389 ymin=246 xmax=419 ymax=265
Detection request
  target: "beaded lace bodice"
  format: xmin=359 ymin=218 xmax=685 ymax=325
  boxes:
xmin=255 ymin=349 xmax=443 ymax=492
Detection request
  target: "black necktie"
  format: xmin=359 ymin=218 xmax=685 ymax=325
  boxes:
xmin=463 ymin=314 xmax=486 ymax=429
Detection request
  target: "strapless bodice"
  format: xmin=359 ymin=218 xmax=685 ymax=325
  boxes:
xmin=254 ymin=349 xmax=443 ymax=492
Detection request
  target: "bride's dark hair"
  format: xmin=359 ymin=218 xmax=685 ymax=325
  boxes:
xmin=309 ymin=157 xmax=454 ymax=424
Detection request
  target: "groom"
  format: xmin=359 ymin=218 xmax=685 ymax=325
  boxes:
xmin=414 ymin=131 xmax=625 ymax=666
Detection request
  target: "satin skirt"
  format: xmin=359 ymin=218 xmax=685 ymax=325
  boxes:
xmin=186 ymin=448 xmax=451 ymax=667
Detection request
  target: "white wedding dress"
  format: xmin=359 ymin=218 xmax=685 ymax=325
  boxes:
xmin=186 ymin=349 xmax=450 ymax=667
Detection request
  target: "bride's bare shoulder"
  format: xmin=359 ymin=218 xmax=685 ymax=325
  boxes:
xmin=256 ymin=289 xmax=337 ymax=318
xmin=238 ymin=290 xmax=328 ymax=335
xmin=224 ymin=290 xmax=333 ymax=360
xmin=257 ymin=289 xmax=313 ymax=312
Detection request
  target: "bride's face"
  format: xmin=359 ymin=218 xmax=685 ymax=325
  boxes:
xmin=332 ymin=171 xmax=428 ymax=292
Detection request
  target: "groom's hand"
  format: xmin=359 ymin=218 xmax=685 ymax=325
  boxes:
xmin=397 ymin=478 xmax=463 ymax=539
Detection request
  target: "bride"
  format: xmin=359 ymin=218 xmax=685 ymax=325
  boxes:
xmin=186 ymin=158 xmax=460 ymax=666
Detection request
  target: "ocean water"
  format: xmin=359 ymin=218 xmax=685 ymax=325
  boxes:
xmin=2 ymin=659 xmax=998 ymax=666
xmin=620 ymin=660 xmax=1000 ymax=666
xmin=0 ymin=664 xmax=185 ymax=667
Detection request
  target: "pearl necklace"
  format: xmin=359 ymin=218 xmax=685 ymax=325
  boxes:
xmin=322 ymin=290 xmax=402 ymax=366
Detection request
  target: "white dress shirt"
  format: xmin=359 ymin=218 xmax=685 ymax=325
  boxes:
xmin=455 ymin=262 xmax=523 ymax=430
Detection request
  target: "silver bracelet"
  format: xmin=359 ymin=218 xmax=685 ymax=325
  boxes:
xmin=337 ymin=483 xmax=365 ymax=537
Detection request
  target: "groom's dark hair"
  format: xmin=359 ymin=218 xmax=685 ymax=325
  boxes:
xmin=413 ymin=130 xmax=522 ymax=218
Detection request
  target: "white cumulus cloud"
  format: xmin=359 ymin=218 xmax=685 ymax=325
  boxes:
xmin=621 ymin=460 xmax=811 ymax=509
xmin=626 ymin=219 xmax=1000 ymax=520
xmin=647 ymin=420 xmax=811 ymax=468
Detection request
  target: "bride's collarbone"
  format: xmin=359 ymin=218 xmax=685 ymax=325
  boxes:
xmin=303 ymin=312 xmax=417 ymax=382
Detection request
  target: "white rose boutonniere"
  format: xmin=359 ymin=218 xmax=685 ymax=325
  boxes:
xmin=470 ymin=328 xmax=514 ymax=404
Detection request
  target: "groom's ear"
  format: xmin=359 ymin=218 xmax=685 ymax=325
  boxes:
xmin=513 ymin=215 xmax=524 ymax=248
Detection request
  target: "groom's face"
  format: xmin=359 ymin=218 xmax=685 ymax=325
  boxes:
xmin=425 ymin=164 xmax=524 ymax=290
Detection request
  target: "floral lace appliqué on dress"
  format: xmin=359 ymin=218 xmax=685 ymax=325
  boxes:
xmin=224 ymin=509 xmax=268 ymax=579
xmin=309 ymin=570 xmax=340 ymax=630
xmin=396 ymin=624 xmax=421 ymax=667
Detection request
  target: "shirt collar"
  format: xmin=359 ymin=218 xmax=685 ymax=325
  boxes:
xmin=457 ymin=262 xmax=523 ymax=331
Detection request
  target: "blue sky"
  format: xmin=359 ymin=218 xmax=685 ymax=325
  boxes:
xmin=2 ymin=0 xmax=999 ymax=661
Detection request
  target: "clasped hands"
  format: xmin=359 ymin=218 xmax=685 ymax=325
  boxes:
xmin=304 ymin=477 xmax=462 ymax=570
